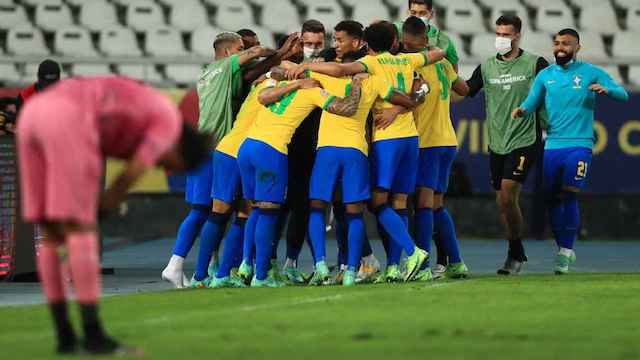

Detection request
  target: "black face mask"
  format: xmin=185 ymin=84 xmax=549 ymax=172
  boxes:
xmin=554 ymin=51 xmax=574 ymax=66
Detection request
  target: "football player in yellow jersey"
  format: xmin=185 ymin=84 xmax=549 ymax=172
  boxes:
xmin=236 ymin=72 xmax=366 ymax=288
xmin=287 ymin=23 xmax=445 ymax=281
xmin=387 ymin=17 xmax=470 ymax=280
xmin=300 ymin=55 xmax=421 ymax=286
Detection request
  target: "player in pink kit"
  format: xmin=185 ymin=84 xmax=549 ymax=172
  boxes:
xmin=17 ymin=76 xmax=210 ymax=355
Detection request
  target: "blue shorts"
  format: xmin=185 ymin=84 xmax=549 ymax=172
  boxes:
xmin=309 ymin=147 xmax=370 ymax=203
xmin=237 ymin=138 xmax=288 ymax=203
xmin=543 ymin=147 xmax=593 ymax=192
xmin=212 ymin=151 xmax=242 ymax=204
xmin=416 ymin=146 xmax=457 ymax=193
xmin=370 ymin=137 xmax=419 ymax=194
xmin=185 ymin=151 xmax=214 ymax=206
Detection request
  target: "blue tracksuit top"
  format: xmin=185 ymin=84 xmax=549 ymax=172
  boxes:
xmin=520 ymin=61 xmax=629 ymax=150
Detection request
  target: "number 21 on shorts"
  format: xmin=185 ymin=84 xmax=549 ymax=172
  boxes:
xmin=576 ymin=160 xmax=588 ymax=179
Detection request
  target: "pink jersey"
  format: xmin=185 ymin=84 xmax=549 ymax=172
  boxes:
xmin=16 ymin=76 xmax=182 ymax=225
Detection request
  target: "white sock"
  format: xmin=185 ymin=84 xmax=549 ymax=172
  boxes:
xmin=559 ymin=248 xmax=573 ymax=257
xmin=168 ymin=255 xmax=184 ymax=270
xmin=284 ymin=258 xmax=296 ymax=268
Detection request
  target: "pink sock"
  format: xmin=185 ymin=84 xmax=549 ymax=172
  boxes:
xmin=36 ymin=242 xmax=66 ymax=302
xmin=67 ymin=232 xmax=101 ymax=304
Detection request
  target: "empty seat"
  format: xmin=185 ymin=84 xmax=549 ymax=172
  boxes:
xmin=612 ymin=32 xmax=640 ymax=61
xmin=490 ymin=4 xmax=530 ymax=30
xmin=480 ymin=0 xmax=523 ymax=9
xmin=628 ymin=64 xmax=640 ymax=86
xmin=100 ymin=25 xmax=143 ymax=57
xmin=444 ymin=0 xmax=485 ymax=34
xmin=626 ymin=6 xmax=640 ymax=31
xmin=145 ymin=26 xmax=189 ymax=57
xmin=126 ymin=0 xmax=165 ymax=32
xmin=0 ymin=4 xmax=28 ymax=30
xmin=170 ymin=0 xmax=208 ymax=32
xmin=260 ymin=0 xmax=300 ymax=34
xmin=522 ymin=31 xmax=553 ymax=59
xmin=6 ymin=25 xmax=50 ymax=56
xmin=0 ymin=63 xmax=22 ymax=84
xmin=22 ymin=0 xmax=62 ymax=6
xmin=457 ymin=64 xmax=477 ymax=80
xmin=166 ymin=64 xmax=202 ymax=85
xmin=615 ymin=0 xmax=640 ymax=10
xmin=352 ymin=0 xmax=390 ymax=27
xmin=215 ymin=1 xmax=255 ymax=31
xmin=470 ymin=32 xmax=498 ymax=60
xmin=191 ymin=25 xmax=225 ymax=57
xmin=158 ymin=0 xmax=198 ymax=8
xmin=580 ymin=3 xmax=619 ymax=34
xmin=577 ymin=32 xmax=609 ymax=63
xmin=79 ymin=1 xmax=120 ymax=32
xmin=23 ymin=62 xmax=45 ymax=82
xmin=304 ymin=0 xmax=344 ymax=32
xmin=55 ymin=26 xmax=99 ymax=57
xmin=0 ymin=0 xmax=14 ymax=5
xmin=72 ymin=63 xmax=112 ymax=76
xmin=117 ymin=64 xmax=164 ymax=83
xmin=536 ymin=2 xmax=574 ymax=33
xmin=35 ymin=3 xmax=73 ymax=32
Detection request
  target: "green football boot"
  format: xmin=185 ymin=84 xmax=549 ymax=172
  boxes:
xmin=414 ymin=267 xmax=433 ymax=282
xmin=308 ymin=261 xmax=331 ymax=286
xmin=554 ymin=251 xmax=576 ymax=275
xmin=282 ymin=266 xmax=306 ymax=285
xmin=250 ymin=275 xmax=284 ymax=288
xmin=404 ymin=247 xmax=429 ymax=281
xmin=373 ymin=265 xmax=402 ymax=283
xmin=190 ymin=275 xmax=212 ymax=289
xmin=342 ymin=270 xmax=357 ymax=286
xmin=446 ymin=262 xmax=470 ymax=279
xmin=237 ymin=261 xmax=254 ymax=285
xmin=210 ymin=275 xmax=247 ymax=288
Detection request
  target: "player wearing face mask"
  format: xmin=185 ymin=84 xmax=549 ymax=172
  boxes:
xmin=394 ymin=0 xmax=460 ymax=71
xmin=460 ymin=15 xmax=549 ymax=276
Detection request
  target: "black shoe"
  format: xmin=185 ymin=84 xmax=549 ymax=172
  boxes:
xmin=83 ymin=336 xmax=122 ymax=355
xmin=56 ymin=338 xmax=78 ymax=355
xmin=497 ymin=257 xmax=525 ymax=275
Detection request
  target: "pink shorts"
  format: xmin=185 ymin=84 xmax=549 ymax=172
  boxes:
xmin=17 ymin=95 xmax=102 ymax=225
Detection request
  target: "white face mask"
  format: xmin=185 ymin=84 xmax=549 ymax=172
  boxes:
xmin=495 ymin=36 xmax=512 ymax=56
xmin=418 ymin=16 xmax=430 ymax=26
xmin=303 ymin=46 xmax=321 ymax=60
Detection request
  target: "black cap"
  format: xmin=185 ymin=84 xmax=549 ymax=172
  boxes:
xmin=37 ymin=59 xmax=61 ymax=88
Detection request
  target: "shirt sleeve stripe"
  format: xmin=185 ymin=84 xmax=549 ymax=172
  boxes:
xmin=322 ymin=95 xmax=336 ymax=111
xmin=356 ymin=61 xmax=368 ymax=73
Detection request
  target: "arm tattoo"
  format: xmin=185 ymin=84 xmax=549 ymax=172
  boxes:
xmin=327 ymin=78 xmax=362 ymax=117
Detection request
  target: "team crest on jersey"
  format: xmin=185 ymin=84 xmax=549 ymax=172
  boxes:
xmin=573 ymin=75 xmax=582 ymax=89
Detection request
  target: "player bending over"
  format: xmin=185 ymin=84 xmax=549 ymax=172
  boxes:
xmin=512 ymin=29 xmax=628 ymax=274
xmin=17 ymin=77 xmax=210 ymax=355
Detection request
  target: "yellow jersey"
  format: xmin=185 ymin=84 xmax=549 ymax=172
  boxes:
xmin=414 ymin=59 xmax=458 ymax=148
xmin=310 ymin=71 xmax=394 ymax=156
xmin=216 ymin=80 xmax=269 ymax=158
xmin=246 ymin=82 xmax=333 ymax=154
xmin=357 ymin=52 xmax=428 ymax=142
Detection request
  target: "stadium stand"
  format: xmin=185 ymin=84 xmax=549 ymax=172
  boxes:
xmin=0 ymin=63 xmax=21 ymax=84
xmin=165 ymin=64 xmax=202 ymax=85
xmin=71 ymin=63 xmax=112 ymax=76
xmin=0 ymin=0 xmax=637 ymax=89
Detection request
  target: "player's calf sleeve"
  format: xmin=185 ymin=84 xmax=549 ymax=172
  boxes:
xmin=37 ymin=241 xmax=66 ymax=302
xmin=50 ymin=302 xmax=76 ymax=347
xmin=243 ymin=209 xmax=259 ymax=264
xmin=547 ymin=193 xmax=565 ymax=248
xmin=375 ymin=219 xmax=390 ymax=257
xmin=80 ymin=303 xmax=107 ymax=341
xmin=374 ymin=204 xmax=415 ymax=255
xmin=67 ymin=232 xmax=101 ymax=304
xmin=434 ymin=208 xmax=462 ymax=264
xmin=388 ymin=239 xmax=402 ymax=266
xmin=309 ymin=207 xmax=327 ymax=263
xmin=194 ymin=212 xmax=230 ymax=280
xmin=346 ymin=213 xmax=365 ymax=271
xmin=334 ymin=205 xmax=348 ymax=266
xmin=255 ymin=208 xmax=280 ymax=280
xmin=415 ymin=208 xmax=434 ymax=267
xmin=216 ymin=217 xmax=247 ymax=278
xmin=173 ymin=205 xmax=209 ymax=258
xmin=395 ymin=208 xmax=409 ymax=228
xmin=560 ymin=192 xmax=579 ymax=250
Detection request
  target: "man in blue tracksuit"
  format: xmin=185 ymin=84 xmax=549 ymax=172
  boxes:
xmin=513 ymin=28 xmax=629 ymax=274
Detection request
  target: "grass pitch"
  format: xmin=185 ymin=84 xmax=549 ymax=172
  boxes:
xmin=3 ymin=273 xmax=640 ymax=360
